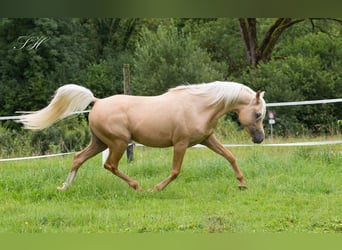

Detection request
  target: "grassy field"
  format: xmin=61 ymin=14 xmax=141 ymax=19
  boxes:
xmin=0 ymin=141 xmax=341 ymax=233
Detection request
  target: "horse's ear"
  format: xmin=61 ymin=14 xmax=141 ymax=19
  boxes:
xmin=256 ymin=91 xmax=265 ymax=103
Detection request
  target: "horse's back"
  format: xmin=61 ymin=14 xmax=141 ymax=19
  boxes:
xmin=88 ymin=94 xmax=180 ymax=146
xmin=91 ymin=94 xmax=174 ymax=116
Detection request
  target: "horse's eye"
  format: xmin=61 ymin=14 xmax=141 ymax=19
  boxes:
xmin=255 ymin=112 xmax=262 ymax=119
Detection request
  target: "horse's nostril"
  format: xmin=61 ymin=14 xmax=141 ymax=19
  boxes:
xmin=253 ymin=138 xmax=264 ymax=144
xmin=252 ymin=134 xmax=264 ymax=144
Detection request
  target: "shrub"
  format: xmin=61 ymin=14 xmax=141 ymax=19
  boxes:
xmin=238 ymin=55 xmax=341 ymax=136
xmin=0 ymin=115 xmax=90 ymax=157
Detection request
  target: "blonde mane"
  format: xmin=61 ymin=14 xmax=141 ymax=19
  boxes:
xmin=169 ymin=81 xmax=254 ymax=108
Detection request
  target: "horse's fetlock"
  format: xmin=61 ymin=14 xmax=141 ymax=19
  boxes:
xmin=229 ymin=158 xmax=237 ymax=165
xmin=171 ymin=170 xmax=180 ymax=179
xmin=236 ymin=175 xmax=244 ymax=181
xmin=130 ymin=181 xmax=141 ymax=191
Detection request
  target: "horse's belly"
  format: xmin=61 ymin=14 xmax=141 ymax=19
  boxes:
xmin=131 ymin=128 xmax=174 ymax=147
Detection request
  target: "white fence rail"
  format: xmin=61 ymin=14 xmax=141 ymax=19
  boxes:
xmin=1 ymin=140 xmax=342 ymax=163
xmin=0 ymin=152 xmax=73 ymax=162
xmin=266 ymin=98 xmax=342 ymax=107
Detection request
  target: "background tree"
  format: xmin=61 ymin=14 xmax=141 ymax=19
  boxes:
xmin=238 ymin=18 xmax=342 ymax=68
xmin=182 ymin=18 xmax=247 ymax=79
xmin=132 ymin=22 xmax=223 ymax=95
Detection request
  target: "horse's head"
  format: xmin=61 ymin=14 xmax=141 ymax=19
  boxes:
xmin=237 ymin=91 xmax=266 ymax=144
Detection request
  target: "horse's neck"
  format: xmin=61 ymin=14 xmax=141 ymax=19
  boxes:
xmin=230 ymin=89 xmax=254 ymax=113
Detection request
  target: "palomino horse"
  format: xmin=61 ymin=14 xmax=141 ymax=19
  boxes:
xmin=17 ymin=81 xmax=266 ymax=192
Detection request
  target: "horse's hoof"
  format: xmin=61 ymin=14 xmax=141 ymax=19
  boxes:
xmin=238 ymin=185 xmax=247 ymax=190
xmin=147 ymin=188 xmax=156 ymax=193
xmin=57 ymin=182 xmax=68 ymax=192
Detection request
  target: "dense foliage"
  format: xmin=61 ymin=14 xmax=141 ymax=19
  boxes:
xmin=0 ymin=18 xmax=341 ymax=155
xmin=133 ymin=23 xmax=222 ymax=95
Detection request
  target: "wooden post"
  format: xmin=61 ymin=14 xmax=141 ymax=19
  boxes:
xmin=123 ymin=64 xmax=134 ymax=163
xmin=123 ymin=64 xmax=131 ymax=95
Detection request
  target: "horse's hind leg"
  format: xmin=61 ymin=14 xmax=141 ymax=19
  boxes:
xmin=202 ymin=134 xmax=247 ymax=189
xmin=104 ymin=140 xmax=142 ymax=191
xmin=57 ymin=132 xmax=107 ymax=191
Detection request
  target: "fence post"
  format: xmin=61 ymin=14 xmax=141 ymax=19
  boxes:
xmin=123 ymin=64 xmax=134 ymax=163
xmin=102 ymin=64 xmax=133 ymax=166
xmin=123 ymin=64 xmax=131 ymax=95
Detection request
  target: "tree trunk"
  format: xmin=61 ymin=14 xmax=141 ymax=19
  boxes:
xmin=238 ymin=18 xmax=305 ymax=67
xmin=238 ymin=18 xmax=259 ymax=68
xmin=259 ymin=18 xmax=304 ymax=62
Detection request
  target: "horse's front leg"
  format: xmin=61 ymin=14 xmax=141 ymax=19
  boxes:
xmin=153 ymin=142 xmax=188 ymax=191
xmin=202 ymin=134 xmax=247 ymax=189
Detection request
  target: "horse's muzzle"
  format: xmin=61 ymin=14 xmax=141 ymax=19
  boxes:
xmin=252 ymin=135 xmax=264 ymax=144
xmin=250 ymin=128 xmax=265 ymax=144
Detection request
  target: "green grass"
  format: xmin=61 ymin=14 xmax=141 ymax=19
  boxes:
xmin=0 ymin=143 xmax=341 ymax=233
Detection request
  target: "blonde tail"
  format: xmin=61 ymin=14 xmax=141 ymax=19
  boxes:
xmin=17 ymin=84 xmax=95 ymax=130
